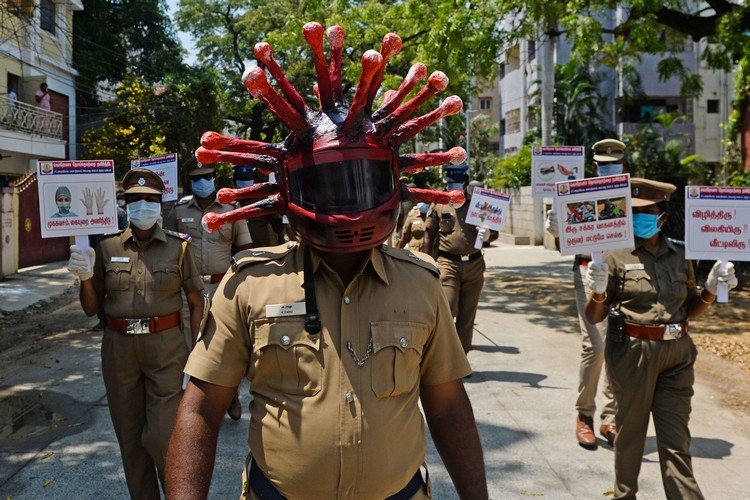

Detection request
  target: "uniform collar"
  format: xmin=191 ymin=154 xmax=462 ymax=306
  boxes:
xmin=632 ymin=234 xmax=675 ymax=256
xmin=188 ymin=195 xmax=222 ymax=211
xmin=122 ymin=225 xmax=167 ymax=245
xmin=302 ymin=245 xmax=389 ymax=286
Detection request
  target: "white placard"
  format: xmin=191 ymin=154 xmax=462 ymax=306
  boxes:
xmin=132 ymin=153 xmax=178 ymax=202
xmin=465 ymin=188 xmax=511 ymax=233
xmin=531 ymin=145 xmax=585 ymax=198
xmin=554 ymin=174 xmax=633 ymax=256
xmin=37 ymin=160 xmax=118 ymax=238
xmin=684 ymin=186 xmax=750 ymax=262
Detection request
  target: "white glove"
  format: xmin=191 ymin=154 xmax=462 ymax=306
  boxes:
xmin=477 ymin=227 xmax=490 ymax=241
xmin=80 ymin=187 xmax=94 ymax=215
xmin=705 ymin=261 xmax=738 ymax=295
xmin=68 ymin=245 xmax=96 ymax=281
xmin=545 ymin=209 xmax=559 ymax=237
xmin=585 ymin=262 xmax=609 ymax=295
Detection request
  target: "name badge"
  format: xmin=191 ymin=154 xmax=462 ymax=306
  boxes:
xmin=266 ymin=302 xmax=306 ymax=317
xmin=625 ymin=263 xmax=645 ymax=271
xmin=181 ymin=217 xmax=195 ymax=223
xmin=111 ymin=256 xmax=130 ymax=263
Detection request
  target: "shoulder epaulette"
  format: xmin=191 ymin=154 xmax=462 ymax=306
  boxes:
xmin=667 ymin=237 xmax=685 ymax=247
xmin=176 ymin=195 xmax=192 ymax=205
xmin=379 ymin=244 xmax=440 ymax=277
xmin=164 ymin=229 xmax=191 ymax=242
xmin=231 ymin=242 xmax=298 ymax=272
xmin=101 ymin=228 xmax=126 ymax=239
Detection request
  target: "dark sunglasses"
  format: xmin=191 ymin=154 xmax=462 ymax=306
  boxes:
xmin=191 ymin=173 xmax=215 ymax=181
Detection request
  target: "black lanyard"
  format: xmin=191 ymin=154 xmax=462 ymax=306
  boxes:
xmin=303 ymin=245 xmax=321 ymax=335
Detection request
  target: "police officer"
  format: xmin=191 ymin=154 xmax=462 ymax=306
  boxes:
xmin=67 ymin=168 xmax=204 ymax=499
xmin=423 ymin=167 xmax=496 ymax=353
xmin=546 ymin=138 xmax=623 ymax=448
xmin=234 ymin=165 xmax=286 ymax=247
xmin=585 ymin=178 xmax=738 ymax=499
xmin=165 ymin=161 xmax=253 ymax=420
xmin=396 ymin=202 xmax=430 ymax=253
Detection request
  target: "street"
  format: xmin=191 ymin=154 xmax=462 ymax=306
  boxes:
xmin=1 ymin=244 xmax=749 ymax=498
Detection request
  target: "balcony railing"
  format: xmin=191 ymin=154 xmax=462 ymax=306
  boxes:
xmin=0 ymin=95 xmax=63 ymax=140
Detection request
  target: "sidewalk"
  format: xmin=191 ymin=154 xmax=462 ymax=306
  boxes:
xmin=0 ymin=244 xmax=748 ymax=498
xmin=0 ymin=261 xmax=72 ymax=313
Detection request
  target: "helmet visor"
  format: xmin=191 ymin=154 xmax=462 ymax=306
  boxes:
xmin=289 ymin=150 xmax=396 ymax=214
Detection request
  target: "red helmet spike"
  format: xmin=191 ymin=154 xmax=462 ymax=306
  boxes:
xmin=303 ymin=22 xmax=334 ymax=110
xmin=399 ymin=146 xmax=467 ymax=173
xmin=200 ymin=131 xmax=285 ymax=159
xmin=390 ymin=95 xmax=463 ymax=145
xmin=195 ymin=146 xmax=277 ymax=173
xmin=406 ymin=186 xmax=465 ymax=207
xmin=374 ymin=71 xmax=449 ymax=140
xmin=342 ymin=50 xmax=383 ymax=136
xmin=253 ymin=42 xmax=307 ymax=115
xmin=373 ymin=63 xmax=427 ymax=121
xmin=327 ymin=25 xmax=345 ymax=103
xmin=202 ymin=194 xmax=285 ymax=233
xmin=216 ymin=183 xmax=280 ymax=204
xmin=242 ymin=67 xmax=308 ymax=132
xmin=366 ymin=33 xmax=402 ymax=111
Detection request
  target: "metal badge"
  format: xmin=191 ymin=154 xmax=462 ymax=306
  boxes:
xmin=138 ymin=178 xmax=146 ymax=186
xmin=664 ymin=324 xmax=682 ymax=340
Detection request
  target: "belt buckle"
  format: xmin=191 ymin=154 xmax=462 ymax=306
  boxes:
xmin=664 ymin=323 xmax=682 ymax=341
xmin=125 ymin=318 xmax=150 ymax=335
xmin=460 ymin=255 xmax=469 ymax=262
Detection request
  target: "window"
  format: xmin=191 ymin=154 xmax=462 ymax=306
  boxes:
xmin=707 ymin=99 xmax=719 ymax=114
xmin=40 ymin=0 xmax=55 ymax=34
xmin=528 ymin=40 xmax=536 ymax=62
xmin=499 ymin=63 xmax=506 ymax=79
xmin=499 ymin=119 xmax=506 ymax=136
xmin=479 ymin=98 xmax=492 ymax=110
xmin=506 ymin=108 xmax=521 ymax=134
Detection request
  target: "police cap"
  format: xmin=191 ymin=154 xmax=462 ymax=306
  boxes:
xmin=592 ymin=139 xmax=626 ymax=162
xmin=631 ymin=178 xmax=676 ymax=207
xmin=122 ymin=168 xmax=165 ymax=195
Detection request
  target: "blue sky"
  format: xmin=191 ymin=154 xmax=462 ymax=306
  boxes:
xmin=165 ymin=0 xmax=198 ymax=65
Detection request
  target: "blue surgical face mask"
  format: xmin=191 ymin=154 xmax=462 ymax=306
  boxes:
xmin=191 ymin=178 xmax=215 ymax=198
xmin=633 ymin=212 xmax=662 ymax=239
xmin=56 ymin=200 xmax=71 ymax=214
xmin=597 ymin=163 xmax=623 ymax=177
xmin=127 ymin=200 xmax=161 ymax=230
xmin=236 ymin=179 xmax=254 ymax=189
xmin=417 ymin=202 xmax=429 ymax=214
xmin=446 ymin=182 xmax=464 ymax=191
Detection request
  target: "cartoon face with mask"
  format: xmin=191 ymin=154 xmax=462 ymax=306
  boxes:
xmin=51 ymin=186 xmax=78 ymax=218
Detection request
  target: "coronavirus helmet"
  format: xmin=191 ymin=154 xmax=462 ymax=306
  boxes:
xmin=198 ymin=22 xmax=466 ymax=252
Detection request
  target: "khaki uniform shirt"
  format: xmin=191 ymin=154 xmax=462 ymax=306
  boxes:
xmin=165 ymin=196 xmax=252 ymax=275
xmin=92 ymin=226 xmax=203 ymax=318
xmin=603 ymin=237 xmax=698 ymax=324
xmin=185 ymin=242 xmax=471 ymax=498
xmin=426 ymin=203 xmax=497 ymax=255
xmin=401 ymin=209 xmax=427 ymax=253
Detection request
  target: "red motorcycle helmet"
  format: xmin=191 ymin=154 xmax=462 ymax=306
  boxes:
xmin=198 ymin=22 xmax=467 ymax=253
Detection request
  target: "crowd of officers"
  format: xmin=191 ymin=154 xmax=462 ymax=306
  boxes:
xmin=66 ymin=142 xmax=739 ymax=499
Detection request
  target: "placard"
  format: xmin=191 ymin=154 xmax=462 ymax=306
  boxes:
xmin=132 ymin=153 xmax=178 ymax=202
xmin=37 ymin=160 xmax=118 ymax=238
xmin=554 ymin=174 xmax=633 ymax=256
xmin=684 ymin=186 xmax=750 ymax=262
xmin=531 ymin=146 xmax=585 ymax=198
xmin=465 ymin=188 xmax=511 ymax=233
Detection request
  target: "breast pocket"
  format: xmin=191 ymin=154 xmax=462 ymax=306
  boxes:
xmin=370 ymin=321 xmax=429 ymax=398
xmin=105 ymin=261 xmax=132 ymax=291
xmin=153 ymin=264 xmax=181 ymax=291
xmin=667 ymin=269 xmax=688 ymax=300
xmin=252 ymin=319 xmax=322 ymax=397
xmin=623 ymin=270 xmax=652 ymax=296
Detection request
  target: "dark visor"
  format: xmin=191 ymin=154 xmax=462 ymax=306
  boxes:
xmin=290 ymin=158 xmax=395 ymax=214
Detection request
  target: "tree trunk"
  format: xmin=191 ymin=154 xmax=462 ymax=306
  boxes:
xmin=743 ymin=99 xmax=750 ymax=171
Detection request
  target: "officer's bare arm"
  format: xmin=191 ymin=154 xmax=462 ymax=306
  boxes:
xmin=397 ymin=224 xmax=411 ymax=249
xmin=421 ymin=379 xmax=488 ymax=499
xmin=422 ymin=227 xmax=436 ymax=254
xmin=79 ymin=279 xmax=102 ymax=316
xmin=686 ymin=289 xmax=716 ymax=320
xmin=166 ymin=378 xmax=237 ymax=499
xmin=185 ymin=290 xmax=204 ymax=345
xmin=585 ymin=295 xmax=608 ymax=324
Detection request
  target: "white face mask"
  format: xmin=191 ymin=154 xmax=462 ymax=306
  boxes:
xmin=127 ymin=200 xmax=161 ymax=230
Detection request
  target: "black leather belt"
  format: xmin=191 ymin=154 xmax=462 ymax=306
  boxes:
xmin=249 ymin=461 xmax=423 ymax=499
xmin=438 ymin=250 xmax=482 ymax=262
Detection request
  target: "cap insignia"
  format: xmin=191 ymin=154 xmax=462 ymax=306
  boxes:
xmin=138 ymin=178 xmax=146 ymax=186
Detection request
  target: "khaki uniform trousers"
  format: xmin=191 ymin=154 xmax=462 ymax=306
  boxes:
xmin=180 ymin=280 xmax=219 ymax=347
xmin=101 ymin=326 xmax=188 ymax=499
xmin=606 ymin=334 xmax=703 ymax=500
xmin=573 ymin=264 xmax=616 ymax=424
xmin=437 ymin=256 xmax=485 ymax=353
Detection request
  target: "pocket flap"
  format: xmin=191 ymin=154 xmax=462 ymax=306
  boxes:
xmin=105 ymin=260 xmax=132 ymax=273
xmin=254 ymin=319 xmax=320 ymax=351
xmin=153 ymin=264 xmax=180 ymax=274
xmin=371 ymin=321 xmax=428 ymax=355
xmin=626 ymin=270 xmax=650 ymax=281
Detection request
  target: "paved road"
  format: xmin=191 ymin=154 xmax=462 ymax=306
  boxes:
xmin=1 ymin=244 xmax=749 ymax=498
